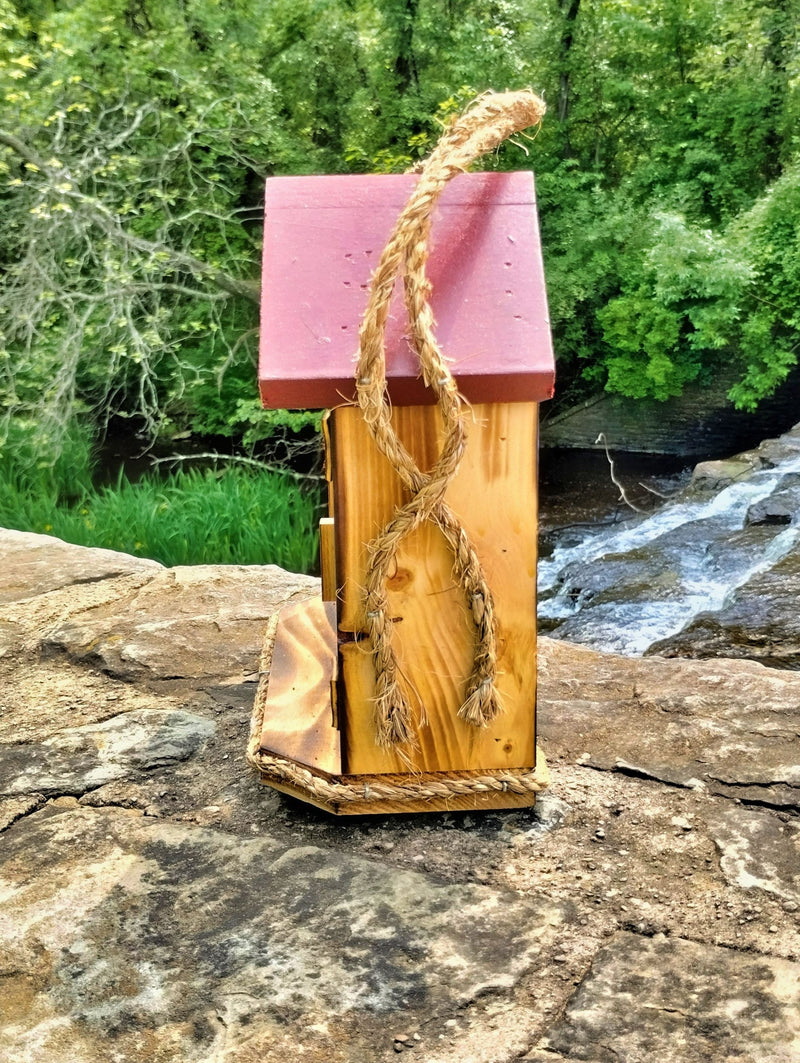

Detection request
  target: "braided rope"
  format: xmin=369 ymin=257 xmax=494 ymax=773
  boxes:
xmin=355 ymin=90 xmax=546 ymax=747
xmin=246 ymin=611 xmax=549 ymax=807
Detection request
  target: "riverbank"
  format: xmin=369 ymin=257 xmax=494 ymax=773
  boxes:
xmin=538 ymin=446 xmax=691 ymax=543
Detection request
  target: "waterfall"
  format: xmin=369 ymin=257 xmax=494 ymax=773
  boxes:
xmin=538 ymin=452 xmax=800 ymax=656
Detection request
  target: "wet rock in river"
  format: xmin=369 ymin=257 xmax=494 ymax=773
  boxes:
xmin=648 ymin=542 xmax=800 ymax=666
xmin=541 ymin=421 xmax=800 ymax=658
xmin=745 ymin=484 xmax=800 ymax=525
xmin=689 ymin=457 xmax=755 ymax=494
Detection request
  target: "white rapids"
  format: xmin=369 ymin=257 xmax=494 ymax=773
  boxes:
xmin=537 ymin=453 xmax=800 ymax=656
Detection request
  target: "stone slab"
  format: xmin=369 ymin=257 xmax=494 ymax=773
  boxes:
xmin=0 ymin=709 xmax=215 ymax=797
xmin=708 ymin=805 xmax=800 ymax=905
xmin=39 ymin=565 xmax=319 ymax=681
xmin=0 ymin=528 xmax=162 ymax=605
xmin=538 ymin=638 xmax=800 ymax=810
xmin=0 ymin=806 xmax=569 ymax=1063
xmin=2 ymin=530 xmax=800 ymax=1062
xmin=0 ymin=656 xmax=184 ymax=745
xmin=537 ymin=931 xmax=800 ymax=1063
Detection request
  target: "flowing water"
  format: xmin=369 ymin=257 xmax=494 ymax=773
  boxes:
xmin=537 ymin=448 xmax=800 ymax=656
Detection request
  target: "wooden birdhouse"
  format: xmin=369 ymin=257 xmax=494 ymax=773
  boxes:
xmin=247 ymin=92 xmax=555 ymax=815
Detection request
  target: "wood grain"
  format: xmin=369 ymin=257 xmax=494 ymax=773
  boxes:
xmin=329 ymin=402 xmax=538 ymax=776
xmin=259 ymin=598 xmax=342 ymax=774
xmin=319 ymin=517 xmax=336 ymax=602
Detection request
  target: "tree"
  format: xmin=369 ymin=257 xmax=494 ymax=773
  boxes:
xmin=727 ymin=163 xmax=800 ymax=409
xmin=1 ymin=0 xmax=799 ymax=472
xmin=0 ymin=0 xmax=287 ymax=462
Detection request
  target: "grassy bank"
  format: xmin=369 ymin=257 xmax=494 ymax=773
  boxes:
xmin=0 ymin=462 xmax=322 ymax=574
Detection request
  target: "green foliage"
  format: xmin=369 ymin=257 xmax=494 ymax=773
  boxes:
xmin=726 ymin=163 xmax=800 ymax=408
xmin=0 ymin=415 xmax=95 ymax=501
xmin=0 ymin=0 xmax=799 ymax=481
xmin=0 ymin=413 xmax=320 ymax=571
xmin=597 ymin=212 xmax=752 ymax=400
xmin=536 ymin=173 xmax=638 ymax=394
xmin=0 ymin=461 xmax=321 ymax=572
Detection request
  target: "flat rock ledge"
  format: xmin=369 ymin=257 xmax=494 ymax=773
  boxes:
xmin=1 ymin=529 xmax=798 ymax=1063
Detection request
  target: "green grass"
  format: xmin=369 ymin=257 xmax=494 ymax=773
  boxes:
xmin=0 ymin=463 xmax=322 ymax=573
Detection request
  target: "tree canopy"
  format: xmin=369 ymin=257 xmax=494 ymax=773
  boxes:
xmin=1 ymin=0 xmax=798 ymax=465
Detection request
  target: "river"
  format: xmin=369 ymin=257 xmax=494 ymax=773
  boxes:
xmin=537 ymin=434 xmax=800 ymax=661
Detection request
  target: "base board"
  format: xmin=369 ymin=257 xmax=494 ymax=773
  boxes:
xmin=259 ymin=775 xmax=540 ymax=816
xmin=255 ymin=752 xmax=549 ymax=816
xmin=252 ymin=595 xmax=548 ymax=816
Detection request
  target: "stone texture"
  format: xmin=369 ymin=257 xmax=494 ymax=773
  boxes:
xmin=746 ymin=485 xmax=800 ymax=525
xmin=0 ymin=541 xmax=318 ymax=678
xmin=0 ymin=655 xmax=185 ymax=745
xmin=0 ymin=569 xmax=162 ymax=658
xmin=690 ymin=456 xmax=756 ymax=492
xmin=0 ymin=794 xmax=41 ymax=832
xmin=538 ymin=637 xmax=800 ymax=810
xmin=42 ymin=563 xmax=318 ymax=680
xmin=0 ymin=805 xmax=568 ymax=1063
xmin=0 ymin=528 xmax=162 ymax=605
xmin=536 ymin=932 xmax=800 ymax=1063
xmin=1 ymin=530 xmax=799 ymax=1062
xmin=0 ymin=709 xmax=215 ymax=797
xmin=709 ymin=805 xmax=800 ymax=905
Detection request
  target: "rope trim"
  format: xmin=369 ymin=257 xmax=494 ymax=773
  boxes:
xmin=354 ymin=90 xmax=546 ymax=748
xmin=246 ymin=611 xmax=549 ymax=807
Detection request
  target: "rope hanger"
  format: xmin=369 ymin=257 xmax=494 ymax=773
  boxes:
xmin=354 ymin=90 xmax=546 ymax=748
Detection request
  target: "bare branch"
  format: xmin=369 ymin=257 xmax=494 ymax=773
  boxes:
xmin=638 ymin=481 xmax=673 ymax=500
xmin=149 ymin=452 xmax=324 ymax=482
xmin=595 ymin=433 xmax=645 ymax=512
xmin=0 ymin=129 xmax=52 ymax=171
xmin=0 ymin=127 xmax=260 ymax=304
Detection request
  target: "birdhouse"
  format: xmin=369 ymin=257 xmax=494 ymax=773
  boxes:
xmin=247 ymin=93 xmax=555 ymax=815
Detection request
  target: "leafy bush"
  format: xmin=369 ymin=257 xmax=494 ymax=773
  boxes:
xmin=727 ymin=164 xmax=800 ymax=409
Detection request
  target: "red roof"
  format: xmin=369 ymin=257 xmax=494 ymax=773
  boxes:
xmin=259 ymin=171 xmax=555 ymax=409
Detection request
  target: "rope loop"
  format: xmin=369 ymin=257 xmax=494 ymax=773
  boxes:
xmin=355 ymin=90 xmax=546 ymax=748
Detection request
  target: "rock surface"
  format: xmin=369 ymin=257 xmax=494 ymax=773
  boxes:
xmin=537 ymin=932 xmax=800 ymax=1063
xmin=0 ymin=528 xmax=162 ymax=606
xmin=538 ymin=367 xmax=800 ymax=456
xmin=650 ymin=545 xmax=800 ymax=665
xmin=539 ymin=638 xmax=800 ymax=809
xmin=1 ymin=530 xmax=799 ymax=1062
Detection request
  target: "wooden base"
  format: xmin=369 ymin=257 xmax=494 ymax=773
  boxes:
xmin=256 ymin=766 xmax=545 ymax=816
